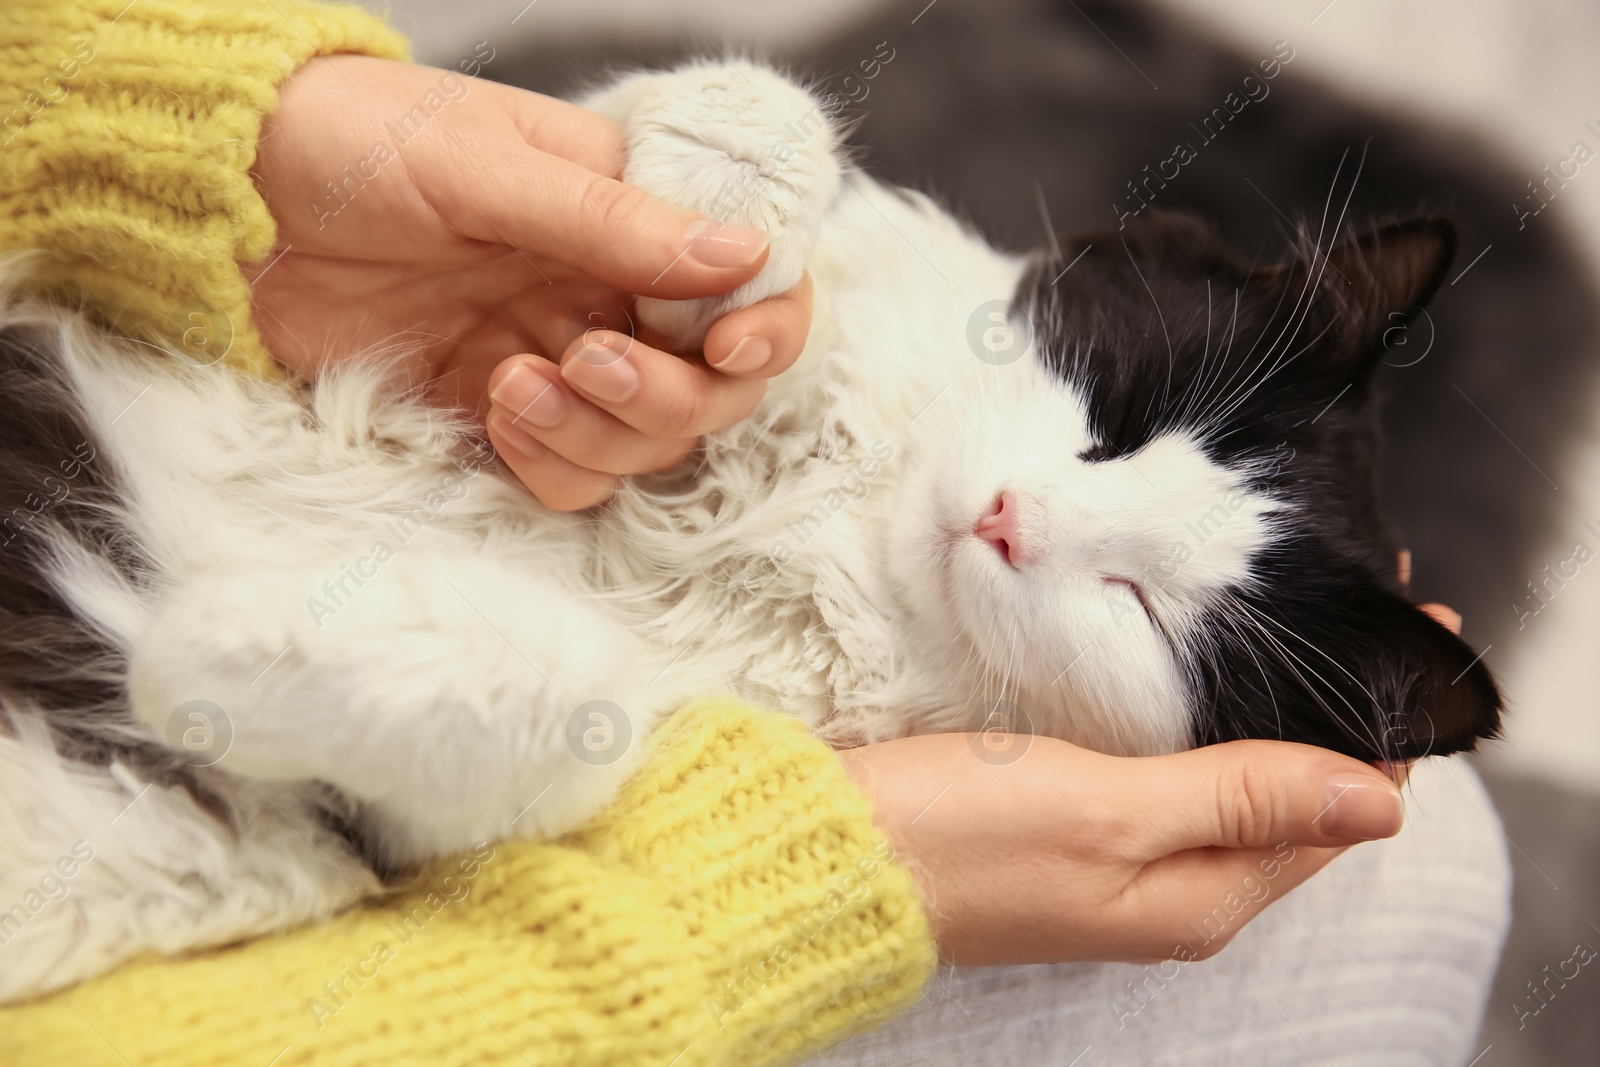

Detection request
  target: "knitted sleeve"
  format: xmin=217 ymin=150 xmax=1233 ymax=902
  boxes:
xmin=0 ymin=0 xmax=410 ymax=377
xmin=1 ymin=700 xmax=936 ymax=1065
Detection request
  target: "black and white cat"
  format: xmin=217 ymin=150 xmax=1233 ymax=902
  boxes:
xmin=0 ymin=61 xmax=1500 ymax=1000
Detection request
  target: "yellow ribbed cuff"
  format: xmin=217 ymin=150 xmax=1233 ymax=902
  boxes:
xmin=0 ymin=0 xmax=410 ymax=377
xmin=0 ymin=700 xmax=935 ymax=1067
xmin=578 ymin=698 xmax=938 ymax=1063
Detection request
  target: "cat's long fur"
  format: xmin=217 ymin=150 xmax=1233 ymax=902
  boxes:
xmin=0 ymin=61 xmax=1500 ymax=1001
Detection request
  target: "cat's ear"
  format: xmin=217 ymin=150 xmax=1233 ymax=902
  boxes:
xmin=1257 ymin=216 xmax=1458 ymax=362
xmin=1325 ymin=216 xmax=1458 ymax=324
xmin=1346 ymin=581 xmax=1500 ymax=760
xmin=1288 ymin=577 xmax=1502 ymax=761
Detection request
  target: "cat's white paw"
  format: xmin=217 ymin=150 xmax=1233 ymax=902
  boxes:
xmin=586 ymin=60 xmax=843 ymax=348
xmin=126 ymin=549 xmax=666 ymax=864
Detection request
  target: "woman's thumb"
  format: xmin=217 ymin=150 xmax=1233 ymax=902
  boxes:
xmin=1135 ymin=740 xmax=1406 ymax=857
xmin=443 ymin=136 xmax=772 ymax=299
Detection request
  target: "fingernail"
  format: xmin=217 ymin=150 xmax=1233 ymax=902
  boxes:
xmin=487 ymin=411 xmax=545 ymax=460
xmin=685 ymin=219 xmax=768 ymax=268
xmin=1317 ymin=775 xmax=1404 ymax=841
xmin=711 ymin=335 xmax=773 ymax=374
xmin=490 ymin=365 xmax=566 ymax=428
xmin=561 ymin=331 xmax=639 ymax=403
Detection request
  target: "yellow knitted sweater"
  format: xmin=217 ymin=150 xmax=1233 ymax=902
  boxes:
xmin=0 ymin=2 xmax=937 ymax=1063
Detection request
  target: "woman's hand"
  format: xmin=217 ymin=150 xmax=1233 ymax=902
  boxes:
xmin=839 ymin=732 xmax=1405 ymax=965
xmin=844 ymin=593 xmax=1460 ymax=967
xmin=251 ymin=55 xmax=810 ymax=509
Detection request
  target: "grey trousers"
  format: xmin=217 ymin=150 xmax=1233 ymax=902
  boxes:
xmin=810 ymin=757 xmax=1511 ymax=1067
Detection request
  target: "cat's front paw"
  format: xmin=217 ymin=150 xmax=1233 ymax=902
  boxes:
xmin=586 ymin=61 xmax=843 ymax=348
xmin=126 ymin=551 xmax=669 ymax=866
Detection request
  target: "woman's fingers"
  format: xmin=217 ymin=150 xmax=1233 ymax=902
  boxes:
xmin=481 ymin=305 xmax=799 ymax=507
xmin=1401 ymin=548 xmax=1463 ymax=634
xmin=1115 ymin=841 xmax=1347 ymax=961
xmin=487 ymin=353 xmax=701 ymax=477
xmin=1419 ymin=602 xmax=1463 ymax=634
xmin=554 ymin=331 xmax=768 ymax=441
xmin=485 ymin=410 xmax=619 ymax=511
xmin=486 ymin=322 xmax=773 ymax=507
xmin=702 ymin=273 xmax=815 ymax=377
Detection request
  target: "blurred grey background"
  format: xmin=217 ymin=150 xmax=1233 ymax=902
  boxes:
xmin=360 ymin=1 xmax=1600 ymax=1061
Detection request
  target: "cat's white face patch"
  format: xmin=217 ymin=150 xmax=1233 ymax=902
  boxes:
xmin=887 ymin=357 xmax=1282 ymax=755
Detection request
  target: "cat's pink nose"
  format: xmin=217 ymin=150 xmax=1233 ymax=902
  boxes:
xmin=974 ymin=491 xmax=1024 ymax=566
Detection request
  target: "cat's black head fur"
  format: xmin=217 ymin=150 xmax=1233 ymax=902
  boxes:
xmin=1018 ymin=209 xmax=1502 ymax=761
